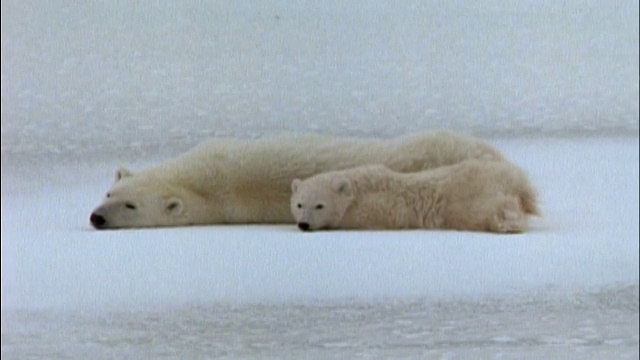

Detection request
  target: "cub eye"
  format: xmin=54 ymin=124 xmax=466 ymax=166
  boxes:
xmin=315 ymin=204 xmax=324 ymax=210
xmin=297 ymin=203 xmax=302 ymax=209
xmin=125 ymin=202 xmax=136 ymax=210
xmin=106 ymin=193 xmax=111 ymax=198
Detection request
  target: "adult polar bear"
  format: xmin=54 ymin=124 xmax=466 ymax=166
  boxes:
xmin=90 ymin=131 xmax=505 ymax=229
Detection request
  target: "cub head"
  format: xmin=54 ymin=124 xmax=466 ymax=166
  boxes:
xmin=89 ymin=168 xmax=187 ymax=229
xmin=290 ymin=174 xmax=354 ymax=231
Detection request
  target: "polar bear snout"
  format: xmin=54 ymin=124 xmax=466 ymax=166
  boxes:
xmin=90 ymin=212 xmax=107 ymax=229
xmin=298 ymin=222 xmax=311 ymax=231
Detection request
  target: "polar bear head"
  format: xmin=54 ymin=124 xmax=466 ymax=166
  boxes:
xmin=290 ymin=174 xmax=355 ymax=231
xmin=89 ymin=168 xmax=192 ymax=229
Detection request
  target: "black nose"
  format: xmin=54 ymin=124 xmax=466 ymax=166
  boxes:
xmin=298 ymin=222 xmax=310 ymax=231
xmin=90 ymin=213 xmax=106 ymax=228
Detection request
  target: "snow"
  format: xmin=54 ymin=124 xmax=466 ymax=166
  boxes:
xmin=1 ymin=1 xmax=638 ymax=156
xmin=2 ymin=137 xmax=638 ymax=310
xmin=2 ymin=0 xmax=639 ymax=308
xmin=1 ymin=0 xmax=638 ymax=357
xmin=1 ymin=0 xmax=639 ymax=310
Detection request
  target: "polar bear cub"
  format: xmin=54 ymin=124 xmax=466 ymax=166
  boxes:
xmin=290 ymin=160 xmax=539 ymax=233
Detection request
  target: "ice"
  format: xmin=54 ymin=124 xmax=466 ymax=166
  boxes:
xmin=1 ymin=1 xmax=638 ymax=155
xmin=2 ymin=284 xmax=638 ymax=358
xmin=1 ymin=0 xmax=638 ymax=357
xmin=2 ymin=137 xmax=638 ymax=310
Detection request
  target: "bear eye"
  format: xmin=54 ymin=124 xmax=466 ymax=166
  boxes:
xmin=106 ymin=193 xmax=111 ymax=198
xmin=167 ymin=202 xmax=179 ymax=211
xmin=315 ymin=204 xmax=324 ymax=210
xmin=297 ymin=203 xmax=302 ymax=209
xmin=125 ymin=202 xmax=136 ymax=210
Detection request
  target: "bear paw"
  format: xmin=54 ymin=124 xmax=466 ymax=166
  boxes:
xmin=491 ymin=199 xmax=527 ymax=233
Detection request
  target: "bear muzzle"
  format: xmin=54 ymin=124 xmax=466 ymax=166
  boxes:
xmin=90 ymin=212 xmax=107 ymax=229
xmin=297 ymin=222 xmax=311 ymax=231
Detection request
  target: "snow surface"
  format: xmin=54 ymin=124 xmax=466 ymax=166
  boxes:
xmin=2 ymin=137 xmax=638 ymax=310
xmin=1 ymin=1 xmax=638 ymax=357
xmin=1 ymin=0 xmax=638 ymax=157
xmin=1 ymin=0 xmax=639 ymax=310
xmin=2 ymin=285 xmax=638 ymax=359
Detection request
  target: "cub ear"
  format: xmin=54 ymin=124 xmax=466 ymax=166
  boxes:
xmin=291 ymin=179 xmax=302 ymax=193
xmin=115 ymin=167 xmax=133 ymax=182
xmin=165 ymin=197 xmax=183 ymax=215
xmin=332 ymin=177 xmax=351 ymax=196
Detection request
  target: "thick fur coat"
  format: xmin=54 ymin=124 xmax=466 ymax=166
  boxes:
xmin=290 ymin=161 xmax=539 ymax=232
xmin=90 ymin=131 xmax=505 ymax=228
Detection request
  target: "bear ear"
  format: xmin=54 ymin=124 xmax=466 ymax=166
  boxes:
xmin=291 ymin=179 xmax=302 ymax=193
xmin=115 ymin=167 xmax=133 ymax=182
xmin=332 ymin=177 xmax=351 ymax=196
xmin=165 ymin=197 xmax=183 ymax=215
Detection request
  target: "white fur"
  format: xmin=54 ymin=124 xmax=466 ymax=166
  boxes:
xmin=291 ymin=161 xmax=539 ymax=233
xmin=90 ymin=131 xmax=505 ymax=228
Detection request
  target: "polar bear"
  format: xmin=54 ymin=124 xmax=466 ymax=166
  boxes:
xmin=290 ymin=161 xmax=539 ymax=232
xmin=90 ymin=131 xmax=505 ymax=229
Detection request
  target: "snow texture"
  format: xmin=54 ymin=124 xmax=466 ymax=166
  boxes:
xmin=1 ymin=0 xmax=639 ymax=308
xmin=1 ymin=1 xmax=638 ymax=357
xmin=2 ymin=137 xmax=638 ymax=310
xmin=1 ymin=0 xmax=638 ymax=159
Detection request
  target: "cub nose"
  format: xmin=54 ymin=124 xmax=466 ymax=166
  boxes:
xmin=298 ymin=222 xmax=310 ymax=231
xmin=90 ymin=213 xmax=106 ymax=228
